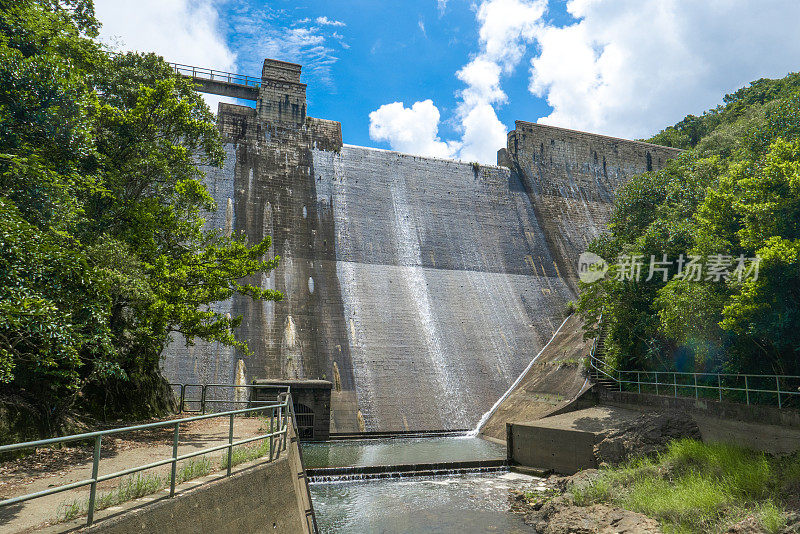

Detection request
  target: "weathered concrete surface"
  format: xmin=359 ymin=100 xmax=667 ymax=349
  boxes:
xmin=161 ymin=58 xmax=683 ymax=433
xmin=252 ymin=379 xmax=332 ymax=440
xmin=507 ymin=122 xmax=683 ymax=291
xmin=185 ymin=77 xmax=259 ymax=100
xmin=311 ymin=145 xmax=573 ymax=430
xmin=480 ymin=313 xmax=592 ymax=442
xmin=508 ymin=406 xmax=643 ymax=474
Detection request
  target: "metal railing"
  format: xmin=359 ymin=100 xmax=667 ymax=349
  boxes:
xmin=0 ymin=395 xmax=291 ymax=527
xmin=169 ymin=62 xmax=261 ymax=88
xmin=589 ymin=353 xmax=800 ymax=409
xmin=170 ymin=383 xmax=288 ymax=414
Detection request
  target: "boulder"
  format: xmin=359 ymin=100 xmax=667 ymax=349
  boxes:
xmin=524 ymin=495 xmax=662 ymax=534
xmin=593 ymin=412 xmax=701 ymax=466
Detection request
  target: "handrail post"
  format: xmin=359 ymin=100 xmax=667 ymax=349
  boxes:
xmin=637 ymin=371 xmax=641 ymax=394
xmin=694 ymin=373 xmax=698 ymax=399
xmin=269 ymin=406 xmax=275 ymax=461
xmin=170 ymin=422 xmax=179 ymax=497
xmin=718 ymin=374 xmax=723 ymax=401
xmin=227 ymin=413 xmax=235 ymax=476
xmin=87 ymin=436 xmax=102 ymax=526
xmin=201 ymin=385 xmax=207 ymax=415
xmin=777 ymin=376 xmax=782 ymax=409
xmin=674 ymin=373 xmax=677 ymax=397
xmin=745 ymin=375 xmax=750 ymax=405
xmin=655 ymin=371 xmax=659 ymax=396
xmin=283 ymin=399 xmax=288 ymax=451
xmin=179 ymin=384 xmax=185 ymax=414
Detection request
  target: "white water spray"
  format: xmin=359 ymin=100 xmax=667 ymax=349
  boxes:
xmin=467 ymin=315 xmax=572 ymax=437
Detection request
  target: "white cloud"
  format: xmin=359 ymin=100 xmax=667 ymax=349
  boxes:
xmin=315 ymin=16 xmax=345 ymax=27
xmin=530 ymin=0 xmax=800 ymax=139
xmin=369 ymin=101 xmax=456 ymax=159
xmin=369 ymin=0 xmax=545 ymax=164
xmin=437 ymin=0 xmax=448 ymax=16
xmin=418 ymin=18 xmax=426 ymax=36
xmin=94 ymin=0 xmax=237 ymax=112
xmin=229 ymin=8 xmax=342 ymax=85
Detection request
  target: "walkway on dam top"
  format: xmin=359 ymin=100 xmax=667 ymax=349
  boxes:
xmin=0 ymin=417 xmax=265 ymax=533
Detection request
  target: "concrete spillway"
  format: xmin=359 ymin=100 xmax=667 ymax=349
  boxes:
xmin=311 ymin=145 xmax=573 ymax=429
xmin=160 ymin=58 xmax=682 ymax=432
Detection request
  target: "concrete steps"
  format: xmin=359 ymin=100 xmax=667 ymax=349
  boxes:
xmin=589 ymin=323 xmax=619 ymax=390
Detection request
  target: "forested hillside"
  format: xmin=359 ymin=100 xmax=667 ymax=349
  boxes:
xmin=0 ymin=0 xmax=281 ymax=440
xmin=579 ymin=71 xmax=800 ymax=377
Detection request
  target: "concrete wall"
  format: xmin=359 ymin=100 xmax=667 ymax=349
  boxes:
xmin=507 ymin=122 xmax=682 ymax=289
xmin=161 ymin=58 xmax=683 ymax=433
xmin=86 ymin=426 xmax=313 ymax=534
xmin=479 ymin=313 xmax=592 ymax=442
xmin=252 ymin=380 xmax=332 ymax=440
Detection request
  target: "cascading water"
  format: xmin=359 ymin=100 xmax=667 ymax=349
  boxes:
xmin=467 ymin=315 xmax=573 ymax=436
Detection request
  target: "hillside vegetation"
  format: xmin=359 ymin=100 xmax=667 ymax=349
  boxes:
xmin=0 ymin=0 xmax=281 ymax=440
xmin=579 ymin=71 xmax=800 ymax=378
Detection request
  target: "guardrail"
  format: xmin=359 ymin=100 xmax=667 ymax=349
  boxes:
xmin=169 ymin=383 xmax=288 ymax=414
xmin=168 ymin=382 xmax=318 ymax=531
xmin=589 ymin=353 xmax=800 ymax=409
xmin=168 ymin=62 xmax=261 ymax=88
xmin=0 ymin=395 xmax=291 ymax=527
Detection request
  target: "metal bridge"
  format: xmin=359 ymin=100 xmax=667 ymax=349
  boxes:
xmin=169 ymin=62 xmax=260 ymax=101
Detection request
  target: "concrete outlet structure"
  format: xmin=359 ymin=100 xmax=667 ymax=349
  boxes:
xmin=251 ymin=379 xmax=332 ymax=441
xmin=161 ymin=58 xmax=682 ymax=433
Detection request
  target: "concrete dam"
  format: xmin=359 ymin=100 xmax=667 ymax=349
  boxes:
xmin=161 ymin=58 xmax=682 ymax=432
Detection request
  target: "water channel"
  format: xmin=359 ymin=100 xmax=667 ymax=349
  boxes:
xmin=303 ymin=436 xmax=540 ymax=533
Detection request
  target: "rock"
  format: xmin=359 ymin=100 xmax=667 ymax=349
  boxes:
xmin=524 ymin=495 xmax=662 ymax=533
xmin=725 ymin=516 xmax=767 ymax=533
xmin=593 ymin=412 xmax=701 ymax=466
xmin=783 ymin=512 xmax=800 ymax=533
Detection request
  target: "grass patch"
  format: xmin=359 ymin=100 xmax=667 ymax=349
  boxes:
xmin=58 ymin=456 xmax=214 ymax=522
xmin=568 ymin=439 xmax=800 ymax=533
xmin=219 ymin=438 xmax=274 ymax=470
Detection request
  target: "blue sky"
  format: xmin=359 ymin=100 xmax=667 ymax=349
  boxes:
xmin=216 ymin=0 xmax=575 ymax=150
xmin=96 ymin=0 xmax=800 ymax=164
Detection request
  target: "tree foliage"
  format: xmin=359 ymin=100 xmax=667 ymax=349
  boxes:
xmin=0 ymin=0 xmax=281 ymax=437
xmin=580 ymin=73 xmax=800 ymax=377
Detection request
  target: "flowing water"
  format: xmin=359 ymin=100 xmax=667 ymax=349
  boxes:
xmin=306 ymin=436 xmax=539 ymax=532
xmin=301 ymin=435 xmax=504 ymax=469
xmin=310 ymin=471 xmax=537 ymax=533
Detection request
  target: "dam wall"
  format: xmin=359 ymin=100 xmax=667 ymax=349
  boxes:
xmin=160 ymin=58 xmax=682 ymax=432
xmin=506 ymin=122 xmax=683 ymax=288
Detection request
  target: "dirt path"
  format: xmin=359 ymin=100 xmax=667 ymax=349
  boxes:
xmin=0 ymin=415 xmax=271 ymax=533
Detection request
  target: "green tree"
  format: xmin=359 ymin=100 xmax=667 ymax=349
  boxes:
xmin=580 ymin=78 xmax=800 ymax=378
xmin=0 ymin=0 xmax=281 ymax=437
